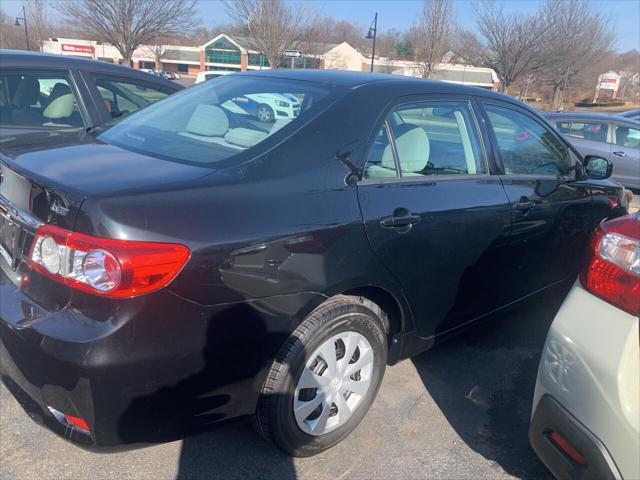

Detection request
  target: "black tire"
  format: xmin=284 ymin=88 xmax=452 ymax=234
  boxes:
xmin=254 ymin=295 xmax=388 ymax=457
xmin=256 ymin=103 xmax=274 ymax=123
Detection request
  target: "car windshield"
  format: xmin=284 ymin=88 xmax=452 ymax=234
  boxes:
xmin=99 ymin=76 xmax=339 ymax=165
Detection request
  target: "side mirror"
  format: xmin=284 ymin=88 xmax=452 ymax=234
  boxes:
xmin=583 ymin=155 xmax=613 ymax=180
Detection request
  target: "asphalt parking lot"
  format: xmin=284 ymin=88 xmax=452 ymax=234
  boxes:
xmin=0 ymin=287 xmax=571 ymax=480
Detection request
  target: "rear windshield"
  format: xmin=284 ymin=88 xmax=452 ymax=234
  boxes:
xmin=99 ymin=76 xmax=339 ymax=165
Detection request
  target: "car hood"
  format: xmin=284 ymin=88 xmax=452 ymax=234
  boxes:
xmin=0 ymin=130 xmax=214 ymax=198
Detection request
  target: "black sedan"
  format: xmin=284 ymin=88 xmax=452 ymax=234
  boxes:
xmin=0 ymin=50 xmax=182 ymax=136
xmin=0 ymin=70 xmax=626 ymax=456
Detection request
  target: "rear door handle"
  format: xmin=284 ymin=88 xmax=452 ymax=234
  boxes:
xmin=613 ymin=151 xmax=626 ymax=157
xmin=380 ymin=213 xmax=422 ymax=229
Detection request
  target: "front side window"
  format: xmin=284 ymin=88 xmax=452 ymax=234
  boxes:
xmin=614 ymin=125 xmax=640 ymax=148
xmin=93 ymin=76 xmax=171 ymax=118
xmin=0 ymin=71 xmax=84 ymax=128
xmin=556 ymin=121 xmax=609 ymax=143
xmin=364 ymin=101 xmax=486 ymax=179
xmin=99 ymin=77 xmax=340 ymax=166
xmin=486 ymin=105 xmax=572 ymax=176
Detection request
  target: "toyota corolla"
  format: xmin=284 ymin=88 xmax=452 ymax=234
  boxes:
xmin=0 ymin=70 xmax=626 ymax=456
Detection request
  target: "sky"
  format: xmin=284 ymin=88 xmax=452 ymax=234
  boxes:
xmin=2 ymin=0 xmax=639 ymax=52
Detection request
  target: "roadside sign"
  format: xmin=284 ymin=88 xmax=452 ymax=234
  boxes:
xmin=284 ymin=50 xmax=303 ymax=58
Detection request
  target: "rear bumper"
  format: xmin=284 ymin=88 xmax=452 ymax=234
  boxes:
xmin=530 ymin=281 xmax=639 ymax=479
xmin=529 ymin=395 xmax=622 ymax=480
xmin=0 ymin=266 xmax=323 ymax=450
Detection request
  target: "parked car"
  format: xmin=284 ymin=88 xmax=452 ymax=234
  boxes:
xmin=153 ymin=70 xmax=180 ymax=81
xmin=0 ymin=70 xmax=627 ymax=457
xmin=618 ymin=108 xmax=640 ymax=122
xmin=195 ymin=69 xmax=233 ymax=83
xmin=546 ymin=112 xmax=640 ymax=190
xmin=530 ymin=212 xmax=639 ymax=480
xmin=0 ymin=50 xmax=182 ymax=136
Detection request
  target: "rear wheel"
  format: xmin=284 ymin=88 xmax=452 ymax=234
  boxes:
xmin=255 ymin=296 xmax=387 ymax=456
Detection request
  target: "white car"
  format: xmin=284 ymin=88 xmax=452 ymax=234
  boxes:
xmin=530 ymin=212 xmax=639 ymax=480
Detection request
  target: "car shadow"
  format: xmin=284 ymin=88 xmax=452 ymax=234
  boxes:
xmin=411 ymin=289 xmax=568 ymax=480
xmin=173 ymin=288 xmax=566 ymax=480
xmin=177 ymin=419 xmax=297 ymax=480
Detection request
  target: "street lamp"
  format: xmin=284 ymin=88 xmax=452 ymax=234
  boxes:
xmin=14 ymin=6 xmax=30 ymax=51
xmin=365 ymin=12 xmax=377 ymax=73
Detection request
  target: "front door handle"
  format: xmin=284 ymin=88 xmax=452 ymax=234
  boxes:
xmin=513 ymin=200 xmax=536 ymax=212
xmin=380 ymin=212 xmax=422 ymax=229
xmin=613 ymin=151 xmax=627 ymax=157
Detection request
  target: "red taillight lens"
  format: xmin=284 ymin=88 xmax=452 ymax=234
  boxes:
xmin=29 ymin=224 xmax=190 ymax=298
xmin=580 ymin=215 xmax=640 ymax=316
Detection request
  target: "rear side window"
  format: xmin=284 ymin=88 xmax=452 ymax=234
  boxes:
xmin=99 ymin=77 xmax=339 ymax=166
xmin=486 ymin=105 xmax=572 ymax=176
xmin=364 ymin=101 xmax=486 ymax=179
xmin=556 ymin=121 xmax=609 ymax=143
xmin=614 ymin=125 xmax=640 ymax=148
xmin=92 ymin=76 xmax=171 ymax=118
xmin=0 ymin=71 xmax=84 ymax=129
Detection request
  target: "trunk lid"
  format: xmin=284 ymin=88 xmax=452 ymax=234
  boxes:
xmin=0 ymin=131 xmax=213 ymax=309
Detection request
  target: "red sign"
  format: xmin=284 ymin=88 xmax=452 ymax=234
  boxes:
xmin=61 ymin=43 xmax=95 ymax=54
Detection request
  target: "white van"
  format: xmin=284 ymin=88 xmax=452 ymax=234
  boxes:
xmin=195 ymin=70 xmax=234 ymax=84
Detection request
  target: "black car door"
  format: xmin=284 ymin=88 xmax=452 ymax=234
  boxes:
xmin=357 ymin=96 xmax=512 ymax=339
xmin=480 ymin=100 xmax=593 ymax=300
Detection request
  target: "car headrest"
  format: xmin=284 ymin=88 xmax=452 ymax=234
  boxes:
xmin=224 ymin=128 xmax=268 ymax=148
xmin=186 ymin=105 xmax=229 ymax=137
xmin=42 ymin=94 xmax=75 ymax=120
xmin=381 ymin=124 xmax=430 ymax=174
xmin=12 ymin=77 xmax=40 ymax=107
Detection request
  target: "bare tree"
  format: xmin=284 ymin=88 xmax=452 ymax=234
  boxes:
xmin=25 ymin=0 xmax=50 ymax=50
xmin=61 ymin=0 xmax=198 ymax=65
xmin=223 ymin=0 xmax=314 ymax=69
xmin=539 ymin=0 xmax=615 ymax=109
xmin=460 ymin=1 xmax=547 ymax=93
xmin=412 ymin=0 xmax=455 ymax=78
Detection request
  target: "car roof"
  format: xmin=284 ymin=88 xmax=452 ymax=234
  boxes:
xmin=0 ymin=49 xmax=181 ymax=90
xmin=545 ymin=111 xmax=640 ymax=125
xmin=229 ymin=68 xmax=508 ymax=97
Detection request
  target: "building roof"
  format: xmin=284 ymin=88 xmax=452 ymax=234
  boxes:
xmin=163 ymin=48 xmax=199 ymax=63
xmin=430 ymin=68 xmax=495 ymax=86
xmin=232 ymin=69 xmax=510 ymax=99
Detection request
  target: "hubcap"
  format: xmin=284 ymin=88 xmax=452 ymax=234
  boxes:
xmin=258 ymin=107 xmax=271 ymax=121
xmin=293 ymin=331 xmax=374 ymax=436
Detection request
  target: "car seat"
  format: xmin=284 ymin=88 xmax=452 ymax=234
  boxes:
xmin=367 ymin=124 xmax=430 ymax=178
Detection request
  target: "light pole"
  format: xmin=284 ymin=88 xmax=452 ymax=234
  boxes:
xmin=14 ymin=6 xmax=30 ymax=51
xmin=366 ymin=12 xmax=377 ymax=73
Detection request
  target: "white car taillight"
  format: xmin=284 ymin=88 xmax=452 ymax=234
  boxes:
xmin=29 ymin=224 xmax=189 ymax=298
xmin=580 ymin=215 xmax=640 ymax=316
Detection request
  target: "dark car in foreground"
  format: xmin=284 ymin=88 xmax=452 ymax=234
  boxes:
xmin=0 ymin=50 xmax=181 ymax=136
xmin=0 ymin=70 xmax=627 ymax=456
xmin=546 ymin=112 xmax=640 ymax=190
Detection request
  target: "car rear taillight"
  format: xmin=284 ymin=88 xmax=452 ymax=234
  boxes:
xmin=579 ymin=215 xmax=640 ymax=316
xmin=29 ymin=224 xmax=190 ymax=298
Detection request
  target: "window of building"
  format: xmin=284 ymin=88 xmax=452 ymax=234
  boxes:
xmin=177 ymin=64 xmax=189 ymax=73
xmin=205 ymin=38 xmax=242 ymax=65
xmin=248 ymin=53 xmax=268 ymax=67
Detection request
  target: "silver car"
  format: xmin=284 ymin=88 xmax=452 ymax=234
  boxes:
xmin=546 ymin=113 xmax=640 ymax=190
